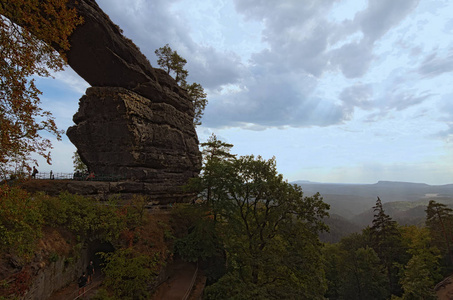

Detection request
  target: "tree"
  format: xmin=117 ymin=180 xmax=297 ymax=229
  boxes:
xmin=154 ymin=44 xmax=173 ymax=74
xmin=99 ymin=248 xmax=158 ymax=300
xmin=155 ymin=44 xmax=208 ymax=126
xmin=426 ymin=200 xmax=453 ymax=266
xmin=339 ymin=246 xmax=389 ymax=300
xmin=187 ymin=133 xmax=236 ymax=220
xmin=393 ymin=226 xmax=441 ymax=300
xmin=0 ymin=0 xmax=82 ymax=178
xmin=184 ymin=82 xmax=207 ymax=126
xmin=324 ymin=233 xmax=389 ymax=300
xmin=155 ymin=44 xmax=188 ymax=84
xmin=72 ymin=151 xmax=88 ymax=173
xmin=200 ymin=133 xmax=235 ymax=164
xmin=201 ymin=155 xmax=330 ymax=299
xmin=171 ymin=51 xmax=188 ymax=85
xmin=369 ymin=197 xmax=406 ymax=296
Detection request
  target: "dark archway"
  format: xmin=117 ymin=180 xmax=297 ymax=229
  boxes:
xmin=86 ymin=240 xmax=115 ymax=273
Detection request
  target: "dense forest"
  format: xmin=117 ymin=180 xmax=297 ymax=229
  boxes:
xmin=1 ymin=135 xmax=451 ymax=299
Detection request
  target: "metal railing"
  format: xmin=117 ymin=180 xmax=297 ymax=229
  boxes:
xmin=33 ymin=172 xmax=73 ymax=180
xmin=183 ymin=262 xmax=199 ymax=300
xmin=32 ymin=172 xmax=126 ymax=182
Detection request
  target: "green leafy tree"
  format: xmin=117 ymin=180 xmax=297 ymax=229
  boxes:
xmin=171 ymin=51 xmax=188 ymax=85
xmin=340 ymin=246 xmax=388 ymax=300
xmin=72 ymin=151 xmax=88 ymax=173
xmin=188 ymin=133 xmax=235 ymax=215
xmin=0 ymin=185 xmax=43 ymax=260
xmin=201 ymin=155 xmax=330 ymax=299
xmin=173 ymin=204 xmax=221 ymax=263
xmin=0 ymin=0 xmax=82 ymax=178
xmin=200 ymin=133 xmax=235 ymax=163
xmin=184 ymin=82 xmax=207 ymax=126
xmin=393 ymin=226 xmax=441 ymax=300
xmin=326 ymin=233 xmax=389 ymax=300
xmin=155 ymin=44 xmax=208 ymax=125
xmin=99 ymin=248 xmax=158 ymax=300
xmin=155 ymin=44 xmax=187 ymax=84
xmin=154 ymin=43 xmax=173 ymax=74
xmin=426 ymin=200 xmax=453 ymax=266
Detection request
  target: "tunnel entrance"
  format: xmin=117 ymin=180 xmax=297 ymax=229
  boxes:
xmin=86 ymin=240 xmax=115 ymax=271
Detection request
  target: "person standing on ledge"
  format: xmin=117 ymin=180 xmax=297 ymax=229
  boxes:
xmin=32 ymin=166 xmax=38 ymax=179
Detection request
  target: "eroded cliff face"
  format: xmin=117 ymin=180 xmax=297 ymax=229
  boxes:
xmin=63 ymin=0 xmax=201 ymax=201
xmin=67 ymin=87 xmax=200 ymax=201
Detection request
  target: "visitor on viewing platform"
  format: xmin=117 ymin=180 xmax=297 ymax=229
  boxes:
xmin=32 ymin=166 xmax=38 ymax=179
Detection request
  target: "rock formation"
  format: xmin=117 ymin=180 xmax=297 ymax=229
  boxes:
xmin=63 ymin=0 xmax=201 ymax=201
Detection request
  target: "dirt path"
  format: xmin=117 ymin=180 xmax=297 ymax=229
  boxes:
xmin=151 ymin=260 xmax=197 ymax=300
xmin=437 ymin=276 xmax=453 ymax=300
xmin=47 ymin=273 xmax=103 ymax=300
xmin=47 ymin=260 xmax=201 ymax=300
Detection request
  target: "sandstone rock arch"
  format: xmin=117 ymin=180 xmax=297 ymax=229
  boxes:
xmin=62 ymin=0 xmax=201 ymax=202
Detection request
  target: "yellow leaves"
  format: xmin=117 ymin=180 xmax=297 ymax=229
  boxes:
xmin=0 ymin=0 xmax=81 ymax=177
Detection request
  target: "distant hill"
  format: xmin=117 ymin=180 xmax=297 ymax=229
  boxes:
xmin=292 ymin=180 xmax=453 ymax=240
xmin=293 ymin=180 xmax=453 ymax=203
xmin=319 ymin=214 xmax=362 ymax=243
xmin=351 ymin=197 xmax=453 ymax=228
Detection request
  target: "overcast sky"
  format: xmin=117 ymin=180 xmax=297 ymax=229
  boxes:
xmin=35 ymin=0 xmax=453 ymax=185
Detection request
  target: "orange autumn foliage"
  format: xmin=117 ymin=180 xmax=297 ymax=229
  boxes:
xmin=0 ymin=0 xmax=82 ymax=178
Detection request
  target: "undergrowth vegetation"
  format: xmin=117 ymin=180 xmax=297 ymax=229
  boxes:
xmin=0 ymin=184 xmax=171 ymax=300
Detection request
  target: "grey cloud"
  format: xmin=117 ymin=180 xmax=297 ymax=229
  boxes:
xmin=418 ymin=51 xmax=453 ymax=77
xmin=202 ymin=72 xmax=348 ymax=129
xmin=330 ymin=41 xmax=374 ymax=78
xmin=234 ymin=0 xmax=333 ymax=23
xmin=95 ymin=0 xmax=426 ymax=130
xmin=339 ymin=81 xmax=432 ymax=122
xmin=354 ymin=0 xmax=420 ymax=42
xmin=434 ymin=96 xmax=453 ymax=139
xmin=327 ymin=0 xmax=419 ymax=78
xmin=236 ymin=0 xmax=420 ymax=80
xmin=235 ymin=0 xmax=336 ymax=77
xmin=435 ymin=124 xmax=453 ymax=139
xmin=381 ymin=90 xmax=433 ymax=111
xmin=340 ymin=84 xmax=374 ymax=110
xmin=187 ymin=47 xmax=245 ymax=89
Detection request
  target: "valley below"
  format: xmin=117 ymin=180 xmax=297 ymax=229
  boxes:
xmin=293 ymin=180 xmax=453 ymax=242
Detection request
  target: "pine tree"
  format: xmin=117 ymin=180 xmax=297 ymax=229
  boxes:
xmin=369 ymin=197 xmax=405 ymax=296
xmin=155 ymin=44 xmax=208 ymax=126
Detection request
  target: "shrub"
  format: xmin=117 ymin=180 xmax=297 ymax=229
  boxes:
xmin=99 ymin=248 xmax=159 ymax=300
xmin=0 ymin=185 xmax=43 ymax=260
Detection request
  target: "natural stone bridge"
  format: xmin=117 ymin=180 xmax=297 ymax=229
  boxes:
xmin=60 ymin=0 xmax=201 ymax=202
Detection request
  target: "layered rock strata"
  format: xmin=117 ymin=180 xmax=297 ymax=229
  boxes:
xmin=61 ymin=0 xmax=201 ymax=201
xmin=66 ymin=87 xmax=200 ymax=202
